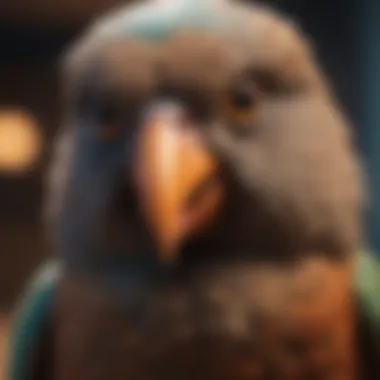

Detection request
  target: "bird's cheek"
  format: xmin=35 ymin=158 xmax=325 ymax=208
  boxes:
xmin=132 ymin=103 xmax=225 ymax=262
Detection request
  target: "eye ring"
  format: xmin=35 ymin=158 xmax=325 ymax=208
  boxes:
xmin=224 ymin=78 xmax=262 ymax=128
xmin=230 ymin=81 xmax=258 ymax=109
xmin=97 ymin=100 xmax=122 ymax=141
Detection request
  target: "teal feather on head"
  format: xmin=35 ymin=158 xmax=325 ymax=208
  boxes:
xmin=94 ymin=0 xmax=240 ymax=41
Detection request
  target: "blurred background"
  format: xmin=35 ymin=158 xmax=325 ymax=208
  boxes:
xmin=0 ymin=0 xmax=375 ymax=314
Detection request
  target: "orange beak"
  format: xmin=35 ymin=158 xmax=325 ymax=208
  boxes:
xmin=134 ymin=103 xmax=224 ymax=262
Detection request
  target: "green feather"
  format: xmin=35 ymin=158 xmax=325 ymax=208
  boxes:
xmin=355 ymin=249 xmax=380 ymax=331
xmin=7 ymin=249 xmax=380 ymax=380
xmin=7 ymin=261 xmax=61 ymax=380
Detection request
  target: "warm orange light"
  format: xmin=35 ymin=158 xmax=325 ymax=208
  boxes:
xmin=0 ymin=109 xmax=43 ymax=174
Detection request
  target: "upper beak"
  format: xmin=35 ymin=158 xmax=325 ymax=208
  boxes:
xmin=133 ymin=103 xmax=224 ymax=262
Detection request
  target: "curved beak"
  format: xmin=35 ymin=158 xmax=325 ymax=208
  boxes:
xmin=134 ymin=103 xmax=224 ymax=262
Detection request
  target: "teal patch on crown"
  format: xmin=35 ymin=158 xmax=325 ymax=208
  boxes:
xmin=97 ymin=0 xmax=238 ymax=40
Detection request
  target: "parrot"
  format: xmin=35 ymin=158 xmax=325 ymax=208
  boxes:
xmin=5 ymin=0 xmax=380 ymax=379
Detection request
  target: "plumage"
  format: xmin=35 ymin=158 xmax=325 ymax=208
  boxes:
xmin=7 ymin=0 xmax=376 ymax=379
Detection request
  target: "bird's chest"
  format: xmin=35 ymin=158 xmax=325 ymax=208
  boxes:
xmin=53 ymin=259 xmax=358 ymax=380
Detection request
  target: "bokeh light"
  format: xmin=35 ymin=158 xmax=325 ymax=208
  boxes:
xmin=0 ymin=109 xmax=43 ymax=175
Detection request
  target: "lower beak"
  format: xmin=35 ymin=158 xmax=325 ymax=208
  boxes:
xmin=134 ymin=103 xmax=224 ymax=262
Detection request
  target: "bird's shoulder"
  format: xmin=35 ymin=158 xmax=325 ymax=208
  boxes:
xmin=7 ymin=260 xmax=61 ymax=380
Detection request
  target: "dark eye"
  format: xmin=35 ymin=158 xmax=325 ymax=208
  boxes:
xmin=230 ymin=82 xmax=258 ymax=109
xmin=76 ymin=87 xmax=123 ymax=140
xmin=97 ymin=100 xmax=122 ymax=141
xmin=98 ymin=100 xmax=119 ymax=125
xmin=223 ymin=79 xmax=261 ymax=128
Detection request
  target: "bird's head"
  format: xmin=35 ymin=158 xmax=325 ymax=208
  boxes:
xmin=47 ymin=0 xmax=364 ymax=268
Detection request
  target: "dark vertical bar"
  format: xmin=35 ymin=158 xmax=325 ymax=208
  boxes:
xmin=361 ymin=0 xmax=380 ymax=253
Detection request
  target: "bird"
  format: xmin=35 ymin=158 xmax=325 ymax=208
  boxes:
xmin=6 ymin=0 xmax=379 ymax=379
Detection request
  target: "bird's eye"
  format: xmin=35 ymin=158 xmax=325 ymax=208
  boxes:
xmin=224 ymin=79 xmax=261 ymax=128
xmin=97 ymin=100 xmax=122 ymax=141
xmin=231 ymin=83 xmax=256 ymax=108
xmin=76 ymin=90 xmax=122 ymax=140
